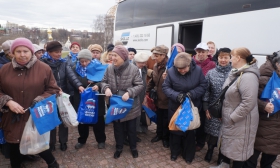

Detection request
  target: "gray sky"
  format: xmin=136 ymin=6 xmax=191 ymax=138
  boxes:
xmin=0 ymin=0 xmax=117 ymax=31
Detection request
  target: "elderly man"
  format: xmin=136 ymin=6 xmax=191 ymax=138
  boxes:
xmin=192 ymin=42 xmax=216 ymax=152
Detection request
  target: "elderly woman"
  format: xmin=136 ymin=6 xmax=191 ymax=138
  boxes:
xmin=146 ymin=45 xmax=170 ymax=148
xmin=212 ymin=48 xmax=259 ymax=168
xmin=88 ymin=44 xmax=103 ymax=63
xmin=133 ymin=52 xmax=150 ymax=133
xmin=67 ymin=42 xmax=81 ymax=67
xmin=97 ymin=45 xmax=143 ymax=159
xmin=243 ymin=51 xmax=280 ymax=168
xmin=41 ymin=41 xmax=83 ymax=152
xmin=162 ymin=53 xmax=207 ymax=164
xmin=101 ymin=44 xmax=114 ymax=64
xmin=202 ymin=48 xmax=232 ymax=163
xmin=72 ymin=49 xmax=107 ymax=150
xmin=0 ymin=38 xmax=60 ymax=167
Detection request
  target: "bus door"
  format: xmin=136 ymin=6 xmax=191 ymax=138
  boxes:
xmin=179 ymin=21 xmax=203 ymax=55
xmin=156 ymin=25 xmax=174 ymax=56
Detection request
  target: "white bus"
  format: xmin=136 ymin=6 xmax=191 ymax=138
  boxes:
xmin=114 ymin=0 xmax=280 ymax=66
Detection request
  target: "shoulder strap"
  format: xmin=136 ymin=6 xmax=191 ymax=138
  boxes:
xmin=228 ymin=75 xmax=239 ymax=87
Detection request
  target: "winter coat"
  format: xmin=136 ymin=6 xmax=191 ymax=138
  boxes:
xmin=66 ymin=55 xmax=77 ymax=96
xmin=41 ymin=58 xmax=82 ymax=93
xmin=254 ymin=59 xmax=280 ymax=155
xmin=146 ymin=56 xmax=156 ymax=83
xmin=72 ymin=64 xmax=106 ymax=117
xmin=220 ymin=63 xmax=260 ymax=161
xmin=0 ymin=52 xmax=11 ymax=69
xmin=137 ymin=66 xmax=147 ymax=104
xmin=146 ymin=59 xmax=168 ymax=109
xmin=193 ymin=55 xmax=216 ymax=76
xmin=203 ymin=64 xmax=231 ymax=137
xmin=0 ymin=56 xmax=60 ymax=143
xmin=162 ymin=59 xmax=207 ymax=136
xmin=100 ymin=60 xmax=144 ymax=122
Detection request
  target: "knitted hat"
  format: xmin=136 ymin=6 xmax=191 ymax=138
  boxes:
xmin=171 ymin=43 xmax=185 ymax=52
xmin=11 ymin=38 xmax=34 ymax=54
xmin=134 ymin=52 xmax=150 ymax=63
xmin=112 ymin=45 xmax=129 ymax=61
xmin=46 ymin=41 xmax=62 ymax=52
xmin=70 ymin=42 xmax=81 ymax=49
xmin=115 ymin=41 xmax=123 ymax=46
xmin=128 ymin=48 xmax=137 ymax=54
xmin=153 ymin=45 xmax=169 ymax=55
xmin=77 ymin=49 xmax=92 ymax=60
xmin=174 ymin=53 xmax=192 ymax=68
xmin=2 ymin=40 xmax=14 ymax=53
xmin=88 ymin=44 xmax=103 ymax=53
xmin=33 ymin=44 xmax=44 ymax=53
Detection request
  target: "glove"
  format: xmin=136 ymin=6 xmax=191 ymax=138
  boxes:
xmin=176 ymin=93 xmax=187 ymax=104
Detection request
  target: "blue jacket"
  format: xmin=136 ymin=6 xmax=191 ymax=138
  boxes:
xmin=0 ymin=52 xmax=11 ymax=69
xmin=162 ymin=59 xmax=207 ymax=122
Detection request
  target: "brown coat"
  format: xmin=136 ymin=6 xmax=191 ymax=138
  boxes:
xmin=220 ymin=63 xmax=259 ymax=161
xmin=100 ymin=60 xmax=144 ymax=122
xmin=254 ymin=59 xmax=280 ymax=155
xmin=0 ymin=56 xmax=60 ymax=143
xmin=146 ymin=60 xmax=168 ymax=109
xmin=146 ymin=56 xmax=156 ymax=83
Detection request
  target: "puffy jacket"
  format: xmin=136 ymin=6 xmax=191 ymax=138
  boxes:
xmin=41 ymin=58 xmax=82 ymax=93
xmin=162 ymin=59 xmax=207 ymax=135
xmin=220 ymin=63 xmax=259 ymax=161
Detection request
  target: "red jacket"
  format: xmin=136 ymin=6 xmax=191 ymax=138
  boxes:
xmin=193 ymin=55 xmax=216 ymax=76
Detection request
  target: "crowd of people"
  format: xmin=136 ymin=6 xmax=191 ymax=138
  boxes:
xmin=0 ymin=37 xmax=279 ymax=168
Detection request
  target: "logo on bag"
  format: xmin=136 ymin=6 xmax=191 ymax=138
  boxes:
xmin=110 ymin=107 xmax=127 ymax=116
xmin=85 ymin=99 xmax=96 ymax=117
xmin=34 ymin=101 xmax=54 ymax=118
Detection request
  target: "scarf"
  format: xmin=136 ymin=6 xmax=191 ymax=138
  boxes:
xmin=42 ymin=52 xmax=66 ymax=63
xmin=70 ymin=51 xmax=78 ymax=62
xmin=76 ymin=61 xmax=88 ymax=77
xmin=113 ymin=59 xmax=130 ymax=76
xmin=157 ymin=56 xmax=168 ymax=71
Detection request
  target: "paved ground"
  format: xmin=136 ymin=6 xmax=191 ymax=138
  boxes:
xmin=1 ymin=123 xmax=280 ymax=168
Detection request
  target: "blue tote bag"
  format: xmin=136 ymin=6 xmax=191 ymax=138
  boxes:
xmin=30 ymin=94 xmax=61 ymax=135
xmin=175 ymin=98 xmax=193 ymax=132
xmin=261 ymin=71 xmax=280 ymax=115
xmin=77 ymin=88 xmax=99 ymax=124
xmin=142 ymin=105 xmax=157 ymax=123
xmin=105 ymin=95 xmax=134 ymax=124
xmin=0 ymin=128 xmax=5 ymax=144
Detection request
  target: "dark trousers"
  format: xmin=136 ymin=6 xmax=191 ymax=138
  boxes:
xmin=195 ymin=108 xmax=206 ymax=148
xmin=169 ymin=130 xmax=196 ymax=162
xmin=0 ymin=143 xmax=10 ymax=158
xmin=156 ymin=108 xmax=169 ymax=140
xmin=9 ymin=143 xmax=55 ymax=168
xmin=243 ymin=149 xmax=277 ymax=168
xmin=50 ymin=123 xmax=68 ymax=146
xmin=114 ymin=118 xmax=137 ymax=150
xmin=78 ymin=116 xmax=106 ymax=144
xmin=221 ymin=154 xmax=244 ymax=168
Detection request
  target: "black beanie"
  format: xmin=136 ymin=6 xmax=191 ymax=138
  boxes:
xmin=107 ymin=44 xmax=114 ymax=52
xmin=128 ymin=47 xmax=137 ymax=54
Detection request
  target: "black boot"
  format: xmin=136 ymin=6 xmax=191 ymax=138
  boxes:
xmin=204 ymin=144 xmax=214 ymax=163
xmin=48 ymin=160 xmax=59 ymax=168
xmin=217 ymin=150 xmax=223 ymax=165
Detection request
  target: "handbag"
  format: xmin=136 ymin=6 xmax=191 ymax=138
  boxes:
xmin=149 ymin=70 xmax=165 ymax=102
xmin=140 ymin=108 xmax=151 ymax=126
xmin=20 ymin=115 xmax=50 ymax=155
xmin=169 ymin=97 xmax=200 ymax=131
xmin=208 ymin=76 xmax=239 ymax=118
xmin=57 ymin=93 xmax=79 ymax=127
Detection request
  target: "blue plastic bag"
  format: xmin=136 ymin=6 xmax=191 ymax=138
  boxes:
xmin=0 ymin=128 xmax=6 ymax=144
xmin=175 ymin=98 xmax=193 ymax=132
xmin=30 ymin=94 xmax=61 ymax=135
xmin=142 ymin=105 xmax=157 ymax=123
xmin=105 ymin=95 xmax=134 ymax=124
xmin=77 ymin=88 xmax=99 ymax=124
